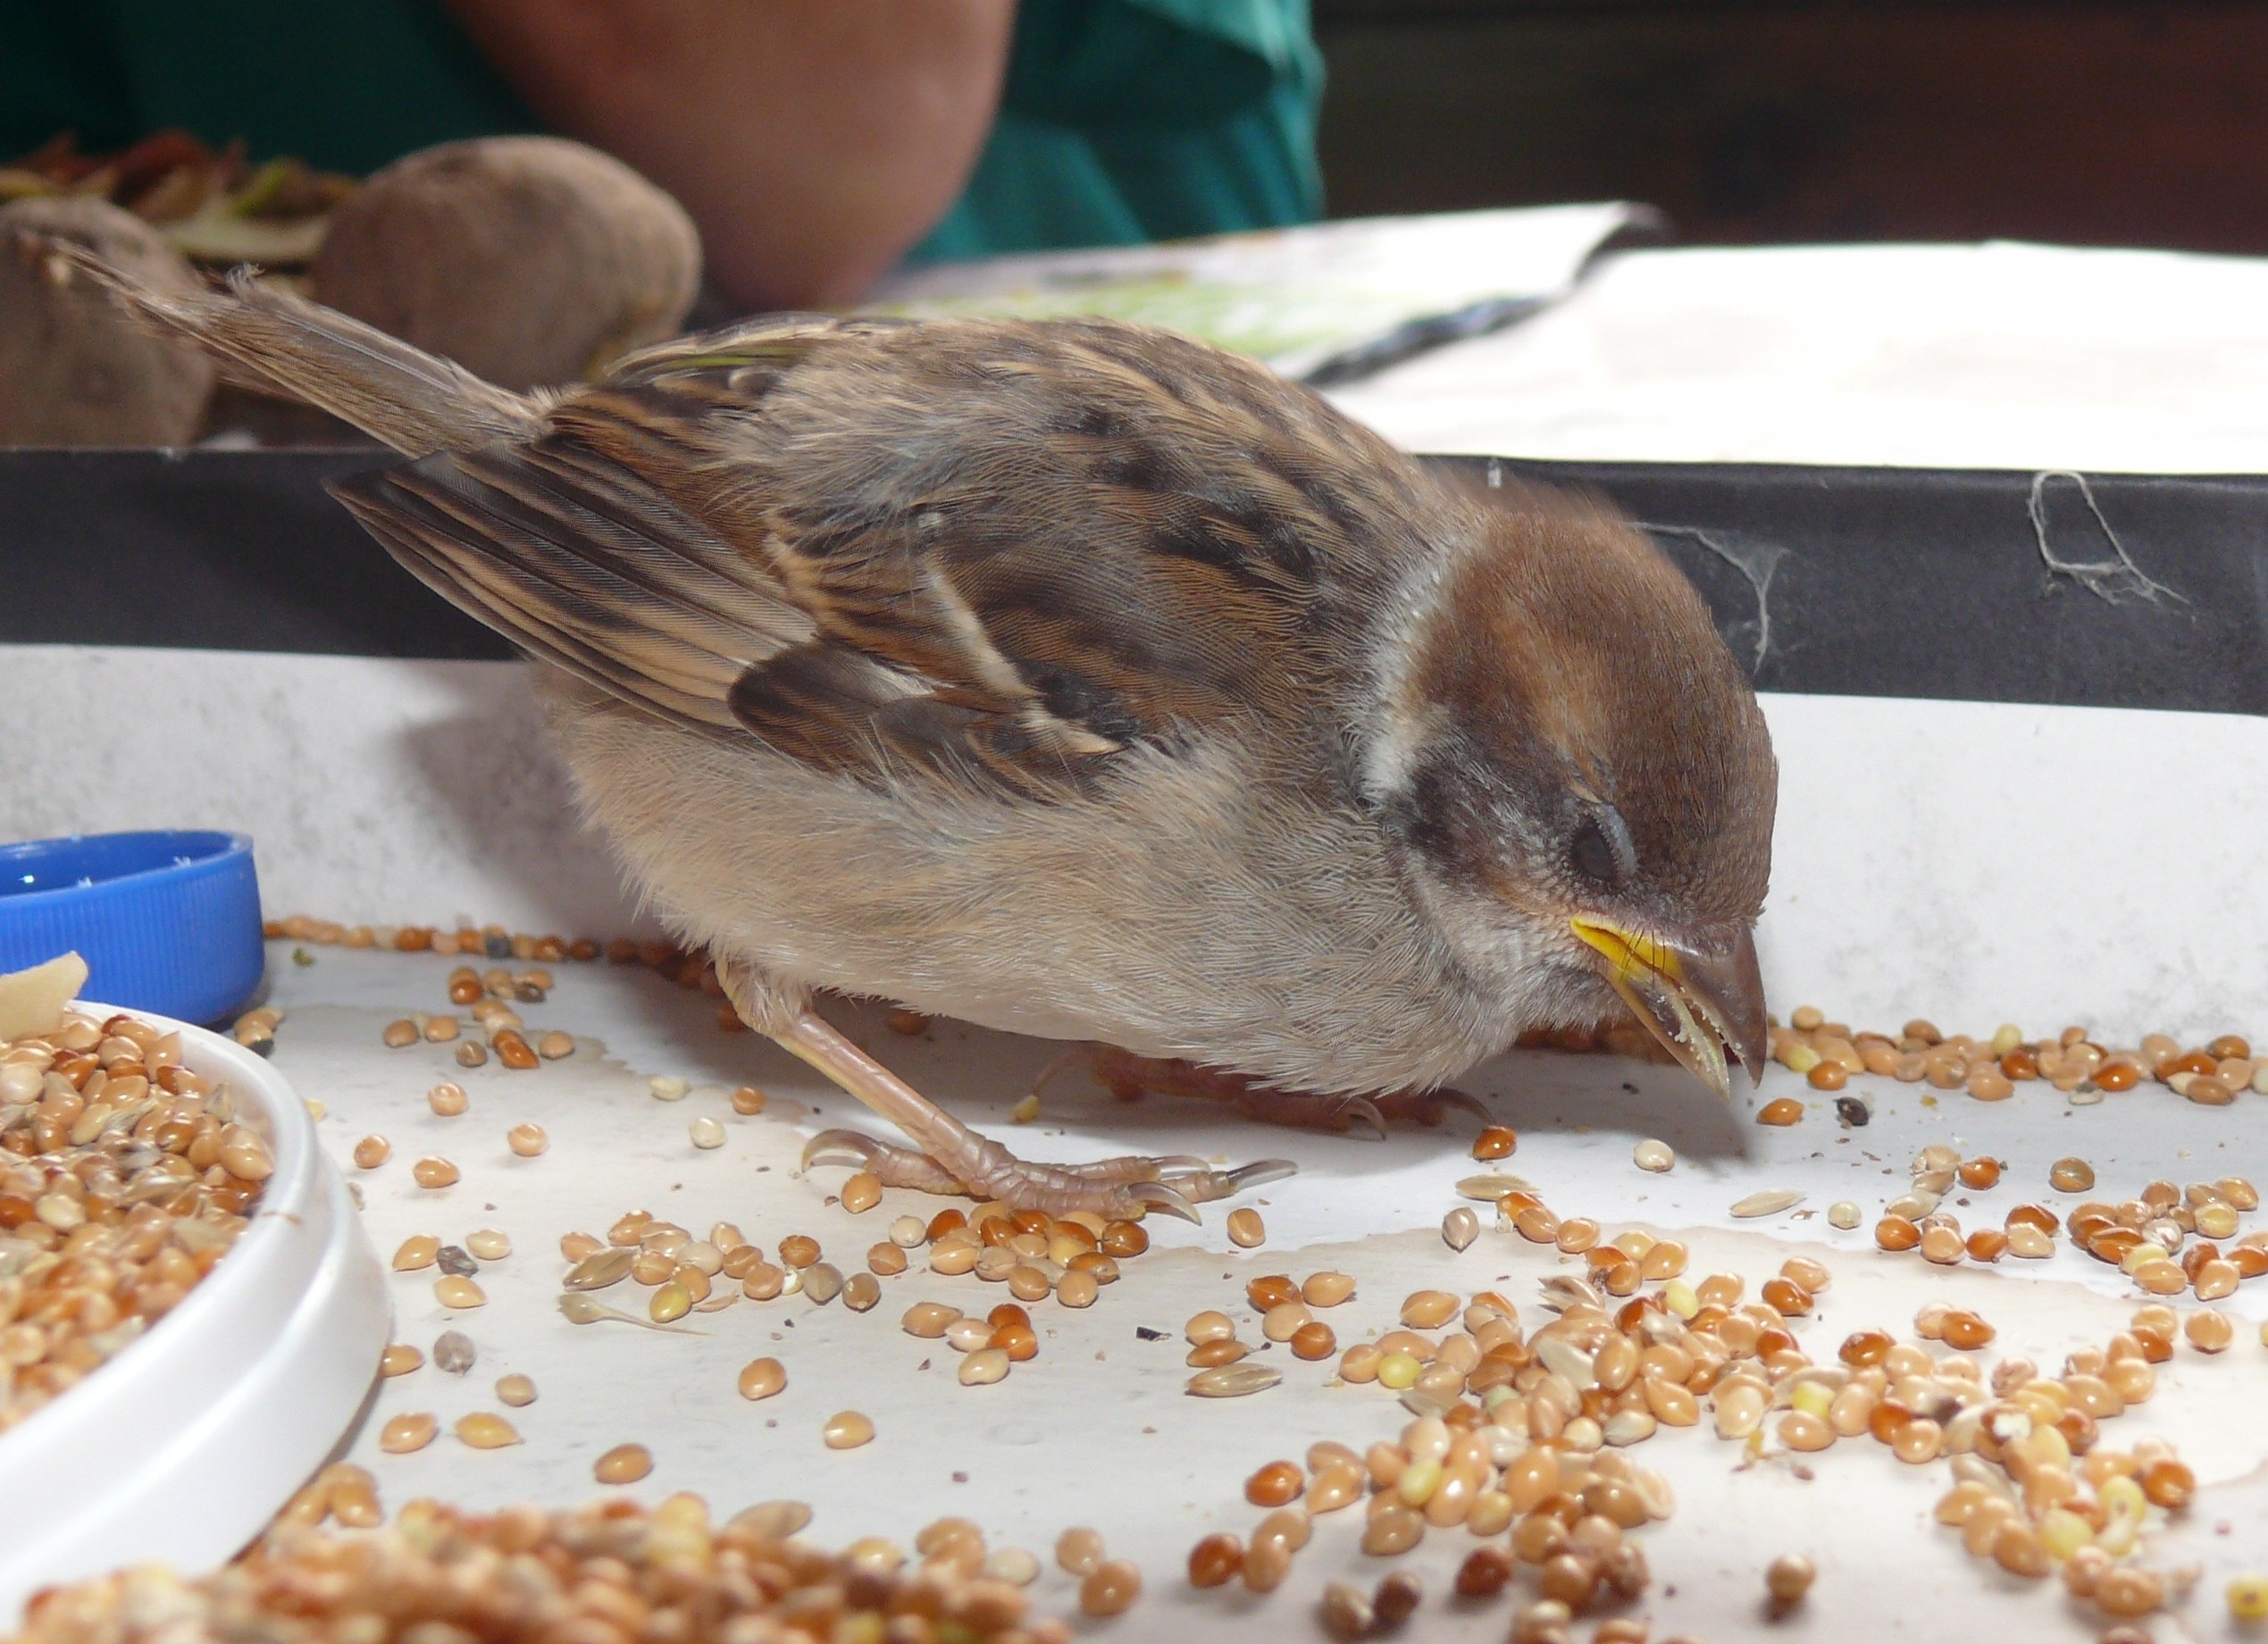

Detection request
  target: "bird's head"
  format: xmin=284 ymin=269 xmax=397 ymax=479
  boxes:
xmin=1368 ymin=482 xmax=1777 ymax=1098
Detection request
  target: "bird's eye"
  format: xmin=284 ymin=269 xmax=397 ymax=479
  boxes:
xmin=1569 ymin=817 xmax=1620 ymax=886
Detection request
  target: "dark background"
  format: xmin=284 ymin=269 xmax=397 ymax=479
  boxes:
xmin=1315 ymin=1 xmax=2268 ymax=251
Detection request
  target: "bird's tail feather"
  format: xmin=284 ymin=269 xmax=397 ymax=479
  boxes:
xmin=19 ymin=235 xmax=543 ymax=457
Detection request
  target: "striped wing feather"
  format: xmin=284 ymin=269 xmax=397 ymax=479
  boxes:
xmin=336 ymin=315 xmax=1402 ymax=798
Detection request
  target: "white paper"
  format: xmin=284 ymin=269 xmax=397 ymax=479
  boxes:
xmin=1330 ymin=239 xmax=2268 ymax=474
xmin=865 ymin=206 xmax=1645 ymax=379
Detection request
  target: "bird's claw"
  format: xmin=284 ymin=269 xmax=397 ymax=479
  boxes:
xmin=798 ymin=1123 xmax=1289 ymax=1221
xmin=1124 ymin=1179 xmax=1201 ymax=1223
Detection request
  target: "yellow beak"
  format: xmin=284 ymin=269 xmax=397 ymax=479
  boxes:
xmin=1570 ymin=917 xmax=1768 ymax=1100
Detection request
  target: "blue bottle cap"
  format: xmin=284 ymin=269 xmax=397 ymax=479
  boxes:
xmin=0 ymin=831 xmax=265 ymax=1027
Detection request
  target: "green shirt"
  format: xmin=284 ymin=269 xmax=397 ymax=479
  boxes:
xmin=3 ymin=0 xmax=1322 ymax=262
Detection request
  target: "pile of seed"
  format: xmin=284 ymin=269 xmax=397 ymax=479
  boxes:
xmin=10 ymin=1494 xmax=1076 ymax=1644
xmin=1769 ymin=1010 xmax=2264 ymax=1106
xmin=1179 ymin=1210 xmax=2214 ymax=1632
xmin=371 ymin=963 xmax=583 ymax=1069
xmin=264 ymin=914 xmax=752 ymax=1034
xmin=1868 ymin=1145 xmax=2266 ymax=1302
xmin=0 ymin=1008 xmax=273 ymax=1430
xmin=558 ymin=1202 xmax=1146 ymax=1390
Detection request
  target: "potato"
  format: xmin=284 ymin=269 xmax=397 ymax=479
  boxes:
xmin=312 ymin=136 xmax=701 ymax=390
xmin=0 ymin=195 xmax=216 ymax=447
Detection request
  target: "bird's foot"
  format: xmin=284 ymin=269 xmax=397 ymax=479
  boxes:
xmin=1087 ymin=1045 xmax=1488 ymax=1138
xmin=802 ymin=1127 xmax=1293 ymax=1222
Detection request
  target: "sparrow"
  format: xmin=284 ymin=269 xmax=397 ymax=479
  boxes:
xmin=51 ymin=243 xmax=1778 ymax=1220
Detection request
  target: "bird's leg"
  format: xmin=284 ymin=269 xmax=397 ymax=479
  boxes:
xmin=717 ymin=958 xmax=1293 ymax=1220
xmin=1088 ymin=1046 xmax=1489 ymax=1140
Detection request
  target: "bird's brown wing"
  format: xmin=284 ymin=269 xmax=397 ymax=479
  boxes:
xmin=334 ymin=315 xmax=1417 ymax=799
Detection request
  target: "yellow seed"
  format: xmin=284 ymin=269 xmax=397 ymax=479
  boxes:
xmin=380 ymin=1344 xmax=423 ymax=1377
xmin=823 ymin=1410 xmax=875 ymax=1448
xmin=455 ymin=1412 xmax=521 ymax=1449
xmin=434 ymin=1275 xmax=485 ymax=1309
xmin=413 ymin=1157 xmax=459 ymax=1188
xmin=1058 ymin=1270 xmax=1099 ymax=1307
xmin=592 ymin=1443 xmax=652 ymax=1483
xmin=506 ymin=1123 xmax=548 ymax=1156
xmin=2228 ymin=1576 xmax=2268 ymax=1623
xmin=738 ymin=1357 xmax=786 ymax=1400
xmin=465 ymin=1229 xmax=511 ymax=1261
xmin=1377 ymin=1352 xmax=1422 ymax=1390
xmin=841 ymin=1171 xmax=883 ymax=1213
xmin=427 ymin=1082 xmax=468 ymax=1117
xmin=650 ymin=1281 xmax=692 ymax=1322
xmin=496 ymin=1373 xmax=537 ymax=1406
xmin=352 ymin=1135 xmax=391 ymax=1169
xmin=392 ymin=1235 xmax=439 ymax=1271
xmin=1633 ymin=1138 xmax=1675 ymax=1172
xmin=1226 ymin=1207 xmax=1266 ymax=1247
xmin=379 ymin=1413 xmax=437 ymax=1453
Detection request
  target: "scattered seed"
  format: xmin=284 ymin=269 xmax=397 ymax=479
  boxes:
xmin=434 ymin=1276 xmax=486 ymax=1309
xmin=455 ymin=1412 xmax=520 ymax=1449
xmin=352 ymin=1135 xmax=391 ymax=1169
xmin=1058 ymin=1528 xmax=1106 ymax=1576
xmin=841 ymin=1171 xmax=883 ymax=1213
xmin=465 ymin=1229 xmax=511 ymax=1261
xmin=2049 ymin=1157 xmax=2096 ymax=1192
xmin=1731 ymin=1189 xmax=1804 ymax=1219
xmin=496 ymin=1373 xmax=536 ymax=1406
xmin=1633 ymin=1138 xmax=1675 ymax=1172
xmin=392 ymin=1235 xmax=439 ymax=1271
xmin=506 ymin=1123 xmax=548 ymax=1157
xmin=1765 ymin=1552 xmax=1815 ymax=1608
xmin=1441 ymin=1207 xmax=1479 ymax=1251
xmin=381 ymin=1019 xmax=419 ymax=1048
xmin=1757 ymin=1097 xmax=1804 ymax=1126
xmin=432 ymin=1330 xmax=476 ymax=1374
xmin=427 ymin=1082 xmax=468 ymax=1118
xmin=649 ymin=1077 xmax=690 ymax=1101
xmin=1226 ymin=1207 xmax=1266 ymax=1248
xmin=413 ymin=1157 xmax=459 ymax=1189
xmin=436 ymin=1245 xmax=478 ymax=1278
xmin=1079 ymin=1560 xmax=1141 ymax=1617
xmin=1187 ymin=1363 xmax=1280 ymax=1397
xmin=823 ymin=1410 xmax=875 ymax=1448
xmin=688 ymin=1116 xmax=726 ymax=1150
xmin=739 ymin=1358 xmax=787 ymax=1400
xmin=1472 ymin=1126 xmax=1518 ymax=1160
xmin=1457 ymin=1173 xmax=1531 ymax=1201
xmin=1189 ymin=1532 xmax=1244 ymax=1589
xmin=379 ymin=1413 xmax=437 ymax=1453
xmin=379 ymin=1345 xmax=423 ymax=1377
xmin=959 ymin=1347 xmax=1011 ymax=1386
xmin=594 ymin=1443 xmax=651 ymax=1483
xmin=731 ymin=1086 xmax=766 ymax=1114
